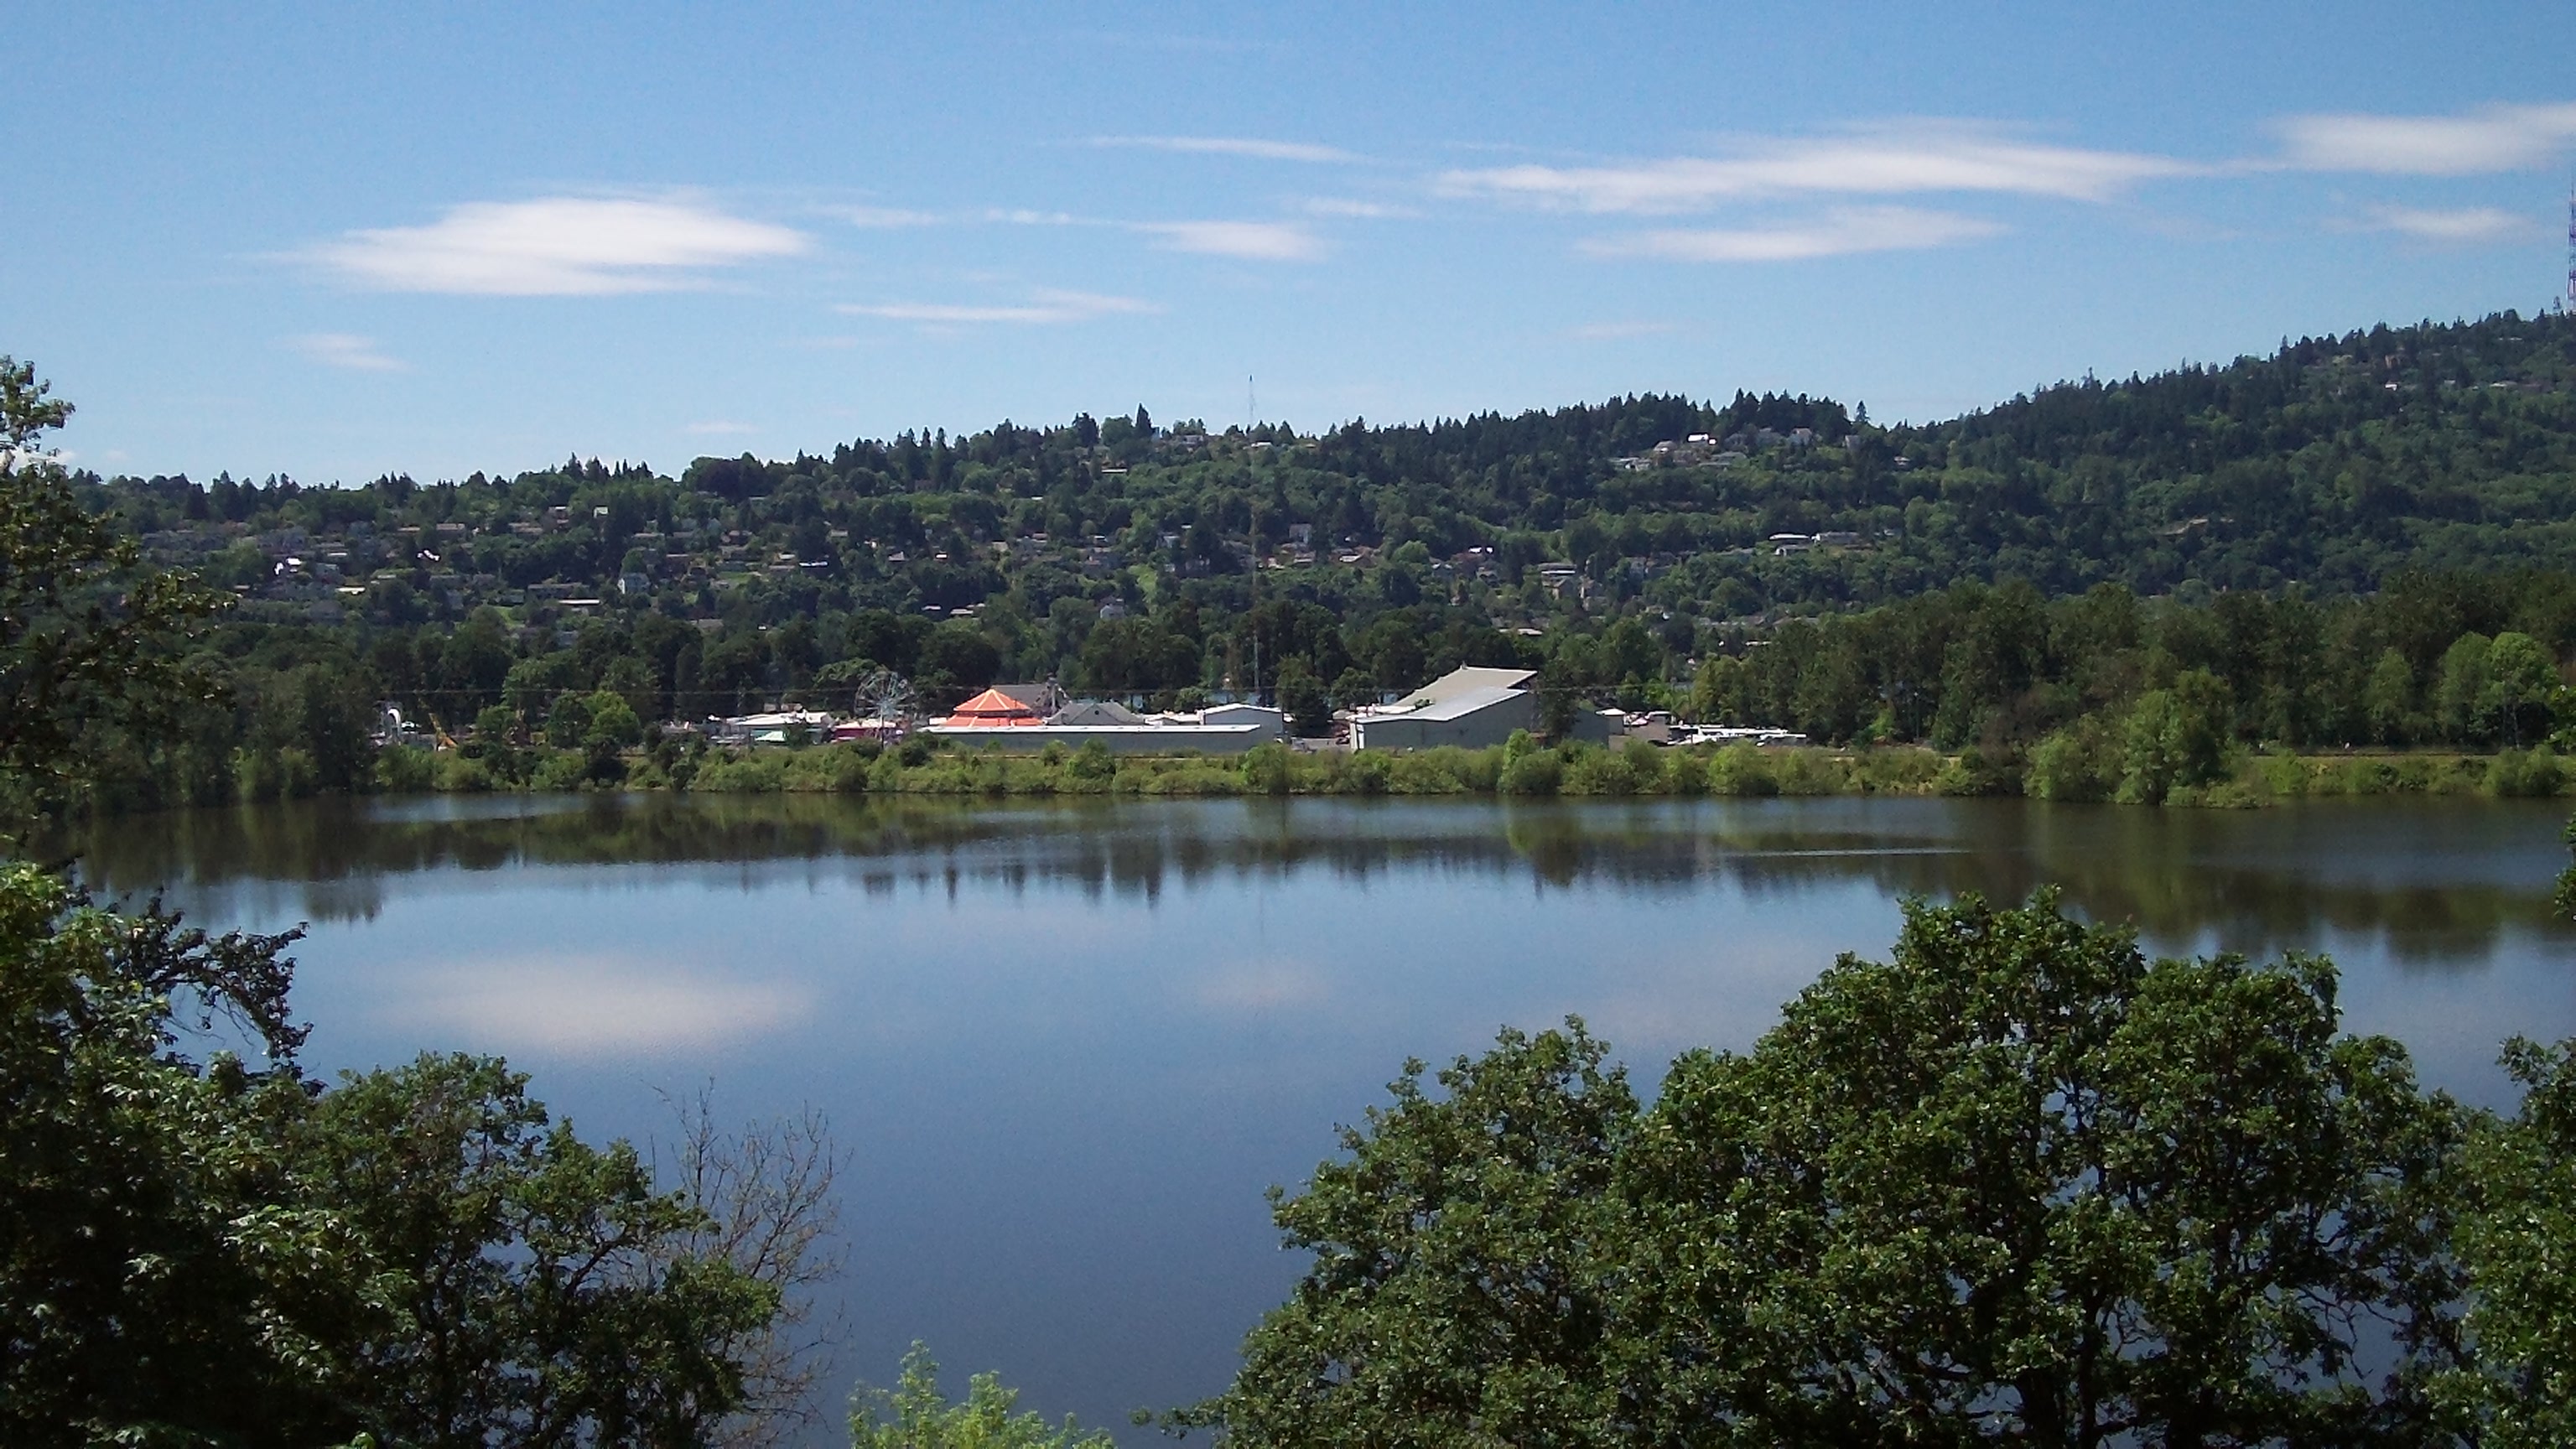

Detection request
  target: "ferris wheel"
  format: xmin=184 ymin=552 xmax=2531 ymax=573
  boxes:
xmin=849 ymin=667 xmax=918 ymax=734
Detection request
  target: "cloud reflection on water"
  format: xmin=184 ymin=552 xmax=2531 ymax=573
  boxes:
xmin=383 ymin=953 xmax=813 ymax=1056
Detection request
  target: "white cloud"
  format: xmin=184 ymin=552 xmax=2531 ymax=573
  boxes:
xmin=2354 ymin=204 xmax=2530 ymax=243
xmin=2277 ymin=102 xmax=2576 ymax=174
xmin=1582 ymin=206 xmax=2004 ymax=262
xmin=1441 ymin=124 xmax=2189 ymax=213
xmin=1088 ymin=134 xmax=1360 ymax=164
xmin=286 ymin=332 xmax=405 ymax=371
xmin=301 ymin=196 xmax=810 ymax=295
xmin=839 ymin=288 xmax=1160 ymax=325
xmin=972 ymin=209 xmax=1331 ymax=261
xmin=1302 ymin=196 xmax=1418 ymax=219
xmin=1138 ymin=219 xmax=1327 ymax=261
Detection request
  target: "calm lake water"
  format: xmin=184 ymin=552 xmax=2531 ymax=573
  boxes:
xmin=60 ymin=793 xmax=2576 ymax=1441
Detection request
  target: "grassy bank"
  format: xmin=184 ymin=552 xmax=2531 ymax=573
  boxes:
xmin=365 ymin=736 xmax=2576 ymax=804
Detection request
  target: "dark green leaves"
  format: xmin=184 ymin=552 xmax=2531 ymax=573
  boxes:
xmin=1218 ymin=895 xmax=2474 ymax=1448
xmin=1226 ymin=1024 xmax=1633 ymax=1449
xmin=0 ymin=357 xmax=226 ymax=817
xmin=0 ymin=861 xmax=792 ymax=1447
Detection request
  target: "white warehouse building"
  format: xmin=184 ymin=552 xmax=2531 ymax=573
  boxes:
xmin=1349 ymin=666 xmax=1540 ymax=751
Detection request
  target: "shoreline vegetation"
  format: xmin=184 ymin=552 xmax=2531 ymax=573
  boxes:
xmin=354 ymin=734 xmax=2576 ymax=807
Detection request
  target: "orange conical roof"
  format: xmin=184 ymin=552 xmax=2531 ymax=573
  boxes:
xmin=942 ymin=688 xmax=1046 ymax=727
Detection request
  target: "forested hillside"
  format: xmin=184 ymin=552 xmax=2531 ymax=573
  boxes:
xmin=38 ymin=306 xmax=2576 ymax=804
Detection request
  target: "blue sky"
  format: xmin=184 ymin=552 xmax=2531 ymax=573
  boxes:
xmin=14 ymin=2 xmax=2576 ymax=485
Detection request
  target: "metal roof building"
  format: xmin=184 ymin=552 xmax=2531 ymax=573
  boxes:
xmin=1350 ymin=666 xmax=1540 ymax=751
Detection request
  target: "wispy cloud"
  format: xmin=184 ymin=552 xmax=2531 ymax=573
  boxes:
xmin=839 ymin=288 xmax=1160 ymax=325
xmin=980 ymin=208 xmax=1330 ymax=261
xmin=1138 ymin=219 xmax=1327 ymax=262
xmin=1441 ymin=124 xmax=2189 ymax=214
xmin=988 ymin=208 xmax=1088 ymax=226
xmin=1088 ymin=134 xmax=1361 ymax=164
xmin=2277 ymin=102 xmax=2576 ymax=174
xmin=299 ymin=196 xmax=809 ymax=295
xmin=1582 ymin=206 xmax=2004 ymax=262
xmin=286 ymin=332 xmax=405 ymax=371
xmin=2351 ymin=203 xmax=2531 ymax=243
xmin=1566 ymin=320 xmax=1679 ymax=340
xmin=1302 ymin=196 xmax=1418 ymax=219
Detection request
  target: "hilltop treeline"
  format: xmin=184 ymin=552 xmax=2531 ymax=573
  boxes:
xmin=29 ymin=307 xmax=2576 ymax=807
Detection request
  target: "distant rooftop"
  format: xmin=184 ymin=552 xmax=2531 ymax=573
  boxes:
xmin=1370 ymin=665 xmax=1537 ymax=716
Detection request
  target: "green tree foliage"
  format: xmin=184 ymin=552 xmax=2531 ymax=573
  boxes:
xmin=0 ymin=861 xmax=350 ymax=1442
xmin=2480 ymin=631 xmax=2558 ymax=748
xmin=584 ymin=688 xmax=644 ymax=750
xmin=314 ymin=1056 xmax=781 ymax=1445
xmin=1218 ymin=1024 xmax=1633 ymax=1448
xmin=1273 ymin=657 xmax=1329 ymax=737
xmin=1693 ymin=573 xmax=2576 ymax=759
xmin=1213 ymin=894 xmax=2470 ymax=1447
xmin=2115 ymin=667 xmax=2236 ymax=803
xmin=849 ymin=1343 xmax=1114 ymax=1449
xmin=0 ymin=358 xmax=223 ymax=815
xmin=0 ymin=860 xmax=808 ymax=1446
xmin=2440 ymin=1037 xmax=2576 ymax=1444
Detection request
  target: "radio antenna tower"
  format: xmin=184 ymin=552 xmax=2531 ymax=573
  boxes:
xmin=2565 ymin=182 xmax=2574 ymax=314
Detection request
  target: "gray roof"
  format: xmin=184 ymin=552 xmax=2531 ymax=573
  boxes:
xmin=1403 ymin=683 xmax=1529 ymax=722
xmin=1049 ymin=699 xmax=1148 ymax=726
xmin=1390 ymin=665 xmax=1536 ymax=712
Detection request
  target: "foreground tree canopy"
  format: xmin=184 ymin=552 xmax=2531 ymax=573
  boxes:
xmin=1208 ymin=894 xmax=2576 ymax=1448
xmin=0 ymin=858 xmax=830 ymax=1446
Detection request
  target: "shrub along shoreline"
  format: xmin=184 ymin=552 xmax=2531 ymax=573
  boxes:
xmin=361 ymin=732 xmax=2576 ymax=805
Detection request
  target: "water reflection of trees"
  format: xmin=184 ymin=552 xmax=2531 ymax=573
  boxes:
xmin=56 ymin=795 xmax=2572 ymax=966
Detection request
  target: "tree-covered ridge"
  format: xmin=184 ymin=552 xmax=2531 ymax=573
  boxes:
xmin=19 ymin=309 xmax=2576 ymax=812
xmin=84 ymin=307 xmax=2576 ymax=631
